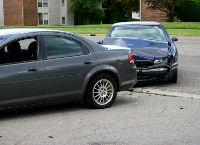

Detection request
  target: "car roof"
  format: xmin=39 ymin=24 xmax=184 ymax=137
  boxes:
xmin=0 ymin=28 xmax=105 ymax=51
xmin=0 ymin=28 xmax=73 ymax=39
xmin=112 ymin=21 xmax=161 ymax=26
xmin=0 ymin=28 xmax=59 ymax=34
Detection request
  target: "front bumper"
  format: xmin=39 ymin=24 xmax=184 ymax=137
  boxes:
xmin=137 ymin=62 xmax=178 ymax=83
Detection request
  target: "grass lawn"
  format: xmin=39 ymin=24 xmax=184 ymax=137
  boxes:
xmin=0 ymin=22 xmax=200 ymax=36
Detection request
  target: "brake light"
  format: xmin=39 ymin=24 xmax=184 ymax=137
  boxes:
xmin=128 ymin=51 xmax=134 ymax=64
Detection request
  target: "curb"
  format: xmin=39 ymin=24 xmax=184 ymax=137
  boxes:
xmin=129 ymin=88 xmax=200 ymax=100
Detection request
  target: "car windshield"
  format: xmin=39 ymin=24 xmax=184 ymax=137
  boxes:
xmin=110 ymin=25 xmax=167 ymax=41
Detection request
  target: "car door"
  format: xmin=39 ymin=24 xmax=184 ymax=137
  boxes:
xmin=42 ymin=33 xmax=97 ymax=100
xmin=0 ymin=36 xmax=44 ymax=108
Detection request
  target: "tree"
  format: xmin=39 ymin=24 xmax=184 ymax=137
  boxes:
xmin=144 ymin=0 xmax=188 ymax=22
xmin=177 ymin=0 xmax=200 ymax=22
xmin=116 ymin=0 xmax=140 ymax=13
xmin=89 ymin=8 xmax=105 ymax=24
xmin=108 ymin=0 xmax=140 ymax=21
xmin=70 ymin=0 xmax=104 ymax=24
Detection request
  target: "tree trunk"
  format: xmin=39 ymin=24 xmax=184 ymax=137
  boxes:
xmin=167 ymin=10 xmax=175 ymax=22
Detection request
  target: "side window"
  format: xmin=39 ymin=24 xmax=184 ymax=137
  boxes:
xmin=0 ymin=38 xmax=38 ymax=64
xmin=44 ymin=36 xmax=85 ymax=59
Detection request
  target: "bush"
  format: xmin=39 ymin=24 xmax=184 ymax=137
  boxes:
xmin=89 ymin=8 xmax=105 ymax=24
xmin=177 ymin=0 xmax=200 ymax=22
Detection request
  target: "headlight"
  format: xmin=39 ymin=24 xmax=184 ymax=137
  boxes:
xmin=154 ymin=58 xmax=168 ymax=65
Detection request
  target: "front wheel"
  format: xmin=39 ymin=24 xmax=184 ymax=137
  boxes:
xmin=84 ymin=74 xmax=117 ymax=109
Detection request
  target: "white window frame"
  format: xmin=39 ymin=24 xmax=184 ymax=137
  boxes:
xmin=38 ymin=0 xmax=48 ymax=7
xmin=62 ymin=17 xmax=65 ymax=25
xmin=38 ymin=13 xmax=49 ymax=25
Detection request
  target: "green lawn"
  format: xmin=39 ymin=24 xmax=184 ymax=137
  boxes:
xmin=0 ymin=22 xmax=200 ymax=36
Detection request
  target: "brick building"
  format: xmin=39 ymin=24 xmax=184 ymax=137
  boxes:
xmin=140 ymin=0 xmax=167 ymax=22
xmin=3 ymin=0 xmax=38 ymax=26
xmin=0 ymin=0 xmax=74 ymax=26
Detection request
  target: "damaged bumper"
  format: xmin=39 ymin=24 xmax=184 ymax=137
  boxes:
xmin=137 ymin=62 xmax=178 ymax=83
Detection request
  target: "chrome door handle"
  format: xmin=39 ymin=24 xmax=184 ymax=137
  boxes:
xmin=28 ymin=67 xmax=39 ymax=72
xmin=84 ymin=60 xmax=93 ymax=64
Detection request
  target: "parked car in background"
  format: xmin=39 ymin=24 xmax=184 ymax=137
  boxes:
xmin=0 ymin=28 xmax=137 ymax=111
xmin=98 ymin=21 xmax=178 ymax=83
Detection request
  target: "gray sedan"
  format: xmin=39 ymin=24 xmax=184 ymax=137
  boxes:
xmin=0 ymin=28 xmax=137 ymax=111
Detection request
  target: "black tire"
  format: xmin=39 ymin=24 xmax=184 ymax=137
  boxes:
xmin=84 ymin=74 xmax=117 ymax=109
xmin=168 ymin=68 xmax=178 ymax=83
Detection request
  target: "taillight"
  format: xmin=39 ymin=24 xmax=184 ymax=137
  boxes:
xmin=128 ymin=51 xmax=134 ymax=64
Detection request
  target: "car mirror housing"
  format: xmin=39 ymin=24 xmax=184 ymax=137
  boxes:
xmin=97 ymin=40 xmax=103 ymax=44
xmin=172 ymin=37 xmax=178 ymax=42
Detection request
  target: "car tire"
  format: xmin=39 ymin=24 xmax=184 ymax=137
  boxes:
xmin=84 ymin=73 xmax=117 ymax=109
xmin=168 ymin=68 xmax=178 ymax=83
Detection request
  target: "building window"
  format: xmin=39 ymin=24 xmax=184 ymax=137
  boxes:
xmin=62 ymin=0 xmax=64 ymax=6
xmin=38 ymin=13 xmax=43 ymax=25
xmin=44 ymin=13 xmax=48 ymax=25
xmin=43 ymin=0 xmax=48 ymax=7
xmin=62 ymin=17 xmax=65 ymax=24
xmin=38 ymin=0 xmax=42 ymax=7
xmin=38 ymin=0 xmax=48 ymax=7
xmin=38 ymin=13 xmax=49 ymax=25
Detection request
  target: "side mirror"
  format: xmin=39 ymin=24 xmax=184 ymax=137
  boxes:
xmin=172 ymin=37 xmax=178 ymax=42
xmin=97 ymin=40 xmax=103 ymax=44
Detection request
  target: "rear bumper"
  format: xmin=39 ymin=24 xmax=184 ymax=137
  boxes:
xmin=119 ymin=79 xmax=137 ymax=91
xmin=119 ymin=65 xmax=137 ymax=91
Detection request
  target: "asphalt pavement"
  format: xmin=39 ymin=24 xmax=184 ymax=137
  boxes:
xmin=0 ymin=91 xmax=200 ymax=145
xmin=0 ymin=35 xmax=200 ymax=145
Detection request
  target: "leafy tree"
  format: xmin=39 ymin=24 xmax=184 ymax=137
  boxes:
xmin=89 ymin=8 xmax=105 ymax=24
xmin=144 ymin=0 xmax=188 ymax=22
xmin=70 ymin=0 xmax=104 ymax=24
xmin=108 ymin=0 xmax=140 ymax=22
xmin=116 ymin=0 xmax=140 ymax=13
xmin=176 ymin=0 xmax=200 ymax=22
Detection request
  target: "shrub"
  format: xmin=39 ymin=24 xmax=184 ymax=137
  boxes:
xmin=89 ymin=8 xmax=105 ymax=24
xmin=177 ymin=0 xmax=200 ymax=22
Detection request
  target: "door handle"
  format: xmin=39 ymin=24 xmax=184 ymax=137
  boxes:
xmin=28 ymin=67 xmax=39 ymax=72
xmin=84 ymin=59 xmax=93 ymax=65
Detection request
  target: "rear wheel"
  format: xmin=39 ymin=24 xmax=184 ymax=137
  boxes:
xmin=84 ymin=74 xmax=117 ymax=109
xmin=168 ymin=68 xmax=178 ymax=83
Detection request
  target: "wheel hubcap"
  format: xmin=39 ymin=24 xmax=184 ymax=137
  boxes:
xmin=93 ymin=79 xmax=114 ymax=105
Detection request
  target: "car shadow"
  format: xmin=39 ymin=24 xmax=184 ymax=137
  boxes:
xmin=0 ymin=102 xmax=89 ymax=120
xmin=0 ymin=94 xmax=138 ymax=120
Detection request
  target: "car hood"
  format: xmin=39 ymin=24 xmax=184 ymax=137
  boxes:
xmin=103 ymin=37 xmax=169 ymax=60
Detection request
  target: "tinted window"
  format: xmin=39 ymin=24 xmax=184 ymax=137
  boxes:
xmin=44 ymin=36 xmax=85 ymax=59
xmin=0 ymin=38 xmax=38 ymax=64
